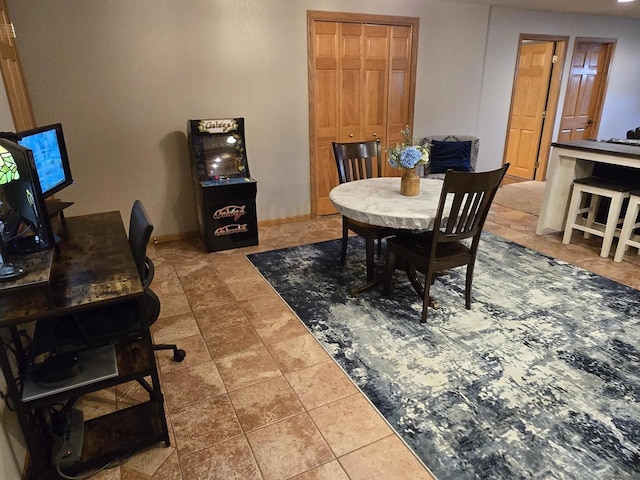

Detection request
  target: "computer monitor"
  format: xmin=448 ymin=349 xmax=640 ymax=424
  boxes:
xmin=0 ymin=138 xmax=56 ymax=253
xmin=16 ymin=123 xmax=73 ymax=199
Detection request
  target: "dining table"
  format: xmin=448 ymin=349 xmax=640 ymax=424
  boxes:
xmin=329 ymin=177 xmax=447 ymax=294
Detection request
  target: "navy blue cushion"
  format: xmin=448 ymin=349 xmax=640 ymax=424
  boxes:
xmin=429 ymin=140 xmax=472 ymax=174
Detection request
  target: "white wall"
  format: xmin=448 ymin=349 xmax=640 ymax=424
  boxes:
xmin=5 ymin=0 xmax=491 ymax=238
xmin=477 ymin=6 xmax=640 ymax=172
xmin=6 ymin=2 xmax=640 ymax=239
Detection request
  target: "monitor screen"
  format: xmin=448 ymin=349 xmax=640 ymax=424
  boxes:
xmin=0 ymin=138 xmax=55 ymax=253
xmin=17 ymin=123 xmax=72 ymax=199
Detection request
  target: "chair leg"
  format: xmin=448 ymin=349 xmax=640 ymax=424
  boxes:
xmin=341 ymin=217 xmax=349 ymax=265
xmin=421 ymin=277 xmax=432 ymax=323
xmin=465 ymin=261 xmax=475 ymax=310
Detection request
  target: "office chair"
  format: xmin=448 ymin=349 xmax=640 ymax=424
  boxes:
xmin=332 ymin=139 xmax=398 ymax=283
xmin=383 ymin=164 xmax=509 ymax=323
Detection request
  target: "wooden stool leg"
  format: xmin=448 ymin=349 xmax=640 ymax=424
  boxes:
xmin=614 ymin=197 xmax=640 ymax=262
xmin=583 ymin=193 xmax=600 ymax=240
xmin=563 ymin=187 xmax=583 ymax=245
xmin=601 ymin=194 xmax=623 ymax=258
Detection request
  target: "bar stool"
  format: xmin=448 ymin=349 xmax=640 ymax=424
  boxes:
xmin=614 ymin=189 xmax=640 ymax=262
xmin=562 ymin=176 xmax=633 ymax=258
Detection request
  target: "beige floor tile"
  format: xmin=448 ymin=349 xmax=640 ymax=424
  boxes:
xmin=216 ymin=346 xmax=282 ymax=391
xmin=204 ymin=320 xmax=263 ymax=359
xmin=123 ymin=441 xmax=175 ymax=477
xmin=267 ymin=333 xmax=331 ymax=373
xmin=155 ymin=334 xmax=211 ymax=374
xmin=151 ymin=312 xmax=200 ymax=344
xmin=239 ymin=292 xmax=294 ymax=321
xmin=184 ymin=284 xmax=238 ymax=311
xmin=247 ymin=413 xmax=334 ymax=480
xmin=156 ymin=292 xmax=192 ymax=319
xmin=286 ymin=361 xmax=358 ymax=410
xmin=248 ymin=311 xmax=309 ymax=345
xmin=162 ymin=360 xmax=226 ymax=412
xmin=309 ymin=393 xmax=392 ymax=456
xmin=289 ymin=460 xmax=350 ymax=479
xmin=145 ymin=450 xmax=181 ymax=480
xmin=227 ymin=277 xmax=276 ymax=301
xmin=194 ymin=301 xmax=249 ymax=331
xmin=171 ymin=394 xmax=242 ymax=456
xmin=180 ymin=435 xmax=262 ymax=480
xmin=229 ymin=376 xmax=305 ymax=432
xmin=338 ymin=435 xmax=435 ymax=480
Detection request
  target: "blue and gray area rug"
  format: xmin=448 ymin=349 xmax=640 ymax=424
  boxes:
xmin=247 ymin=233 xmax=640 ymax=480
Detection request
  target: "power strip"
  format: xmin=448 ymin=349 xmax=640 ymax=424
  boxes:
xmin=52 ymin=408 xmax=85 ymax=470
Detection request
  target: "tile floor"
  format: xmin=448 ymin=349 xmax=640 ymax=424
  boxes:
xmin=78 ymin=199 xmax=640 ymax=480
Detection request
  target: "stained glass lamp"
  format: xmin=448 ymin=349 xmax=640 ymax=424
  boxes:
xmin=0 ymin=145 xmax=26 ymax=281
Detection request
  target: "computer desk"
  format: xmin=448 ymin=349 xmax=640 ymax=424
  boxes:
xmin=0 ymin=211 xmax=170 ymax=478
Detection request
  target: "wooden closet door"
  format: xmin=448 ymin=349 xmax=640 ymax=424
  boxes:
xmin=309 ymin=13 xmax=418 ymax=216
xmin=312 ymin=21 xmax=340 ymax=215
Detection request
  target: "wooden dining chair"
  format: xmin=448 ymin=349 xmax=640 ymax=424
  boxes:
xmin=332 ymin=139 xmax=396 ymax=283
xmin=382 ymin=163 xmax=509 ymax=323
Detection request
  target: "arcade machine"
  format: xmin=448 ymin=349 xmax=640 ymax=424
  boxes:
xmin=187 ymin=118 xmax=258 ymax=252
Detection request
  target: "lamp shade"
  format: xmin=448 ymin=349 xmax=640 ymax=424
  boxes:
xmin=0 ymin=144 xmax=26 ymax=281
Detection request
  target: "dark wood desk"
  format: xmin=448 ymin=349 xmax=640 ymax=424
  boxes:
xmin=0 ymin=211 xmax=169 ymax=478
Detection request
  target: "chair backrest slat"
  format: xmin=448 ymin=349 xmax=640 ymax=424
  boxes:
xmin=434 ymin=165 xmax=509 ymax=245
xmin=333 ymin=140 xmax=382 ymax=184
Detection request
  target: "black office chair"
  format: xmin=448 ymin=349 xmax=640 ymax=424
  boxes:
xmin=332 ymin=139 xmax=398 ymax=283
xmin=382 ymin=164 xmax=509 ymax=323
xmin=32 ymin=201 xmax=186 ymax=364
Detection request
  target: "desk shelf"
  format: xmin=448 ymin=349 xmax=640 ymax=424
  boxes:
xmin=22 ymin=340 xmax=157 ymax=409
xmin=65 ymin=402 xmax=167 ymax=476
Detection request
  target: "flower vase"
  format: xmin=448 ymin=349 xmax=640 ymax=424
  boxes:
xmin=400 ymin=168 xmax=420 ymax=196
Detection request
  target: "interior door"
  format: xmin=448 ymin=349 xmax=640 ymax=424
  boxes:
xmin=558 ymin=40 xmax=615 ymax=141
xmin=504 ymin=41 xmax=555 ymax=180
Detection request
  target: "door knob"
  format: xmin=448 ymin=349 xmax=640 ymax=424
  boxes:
xmin=349 ymin=133 xmax=354 ymax=137
xmin=372 ymin=133 xmax=377 ymax=137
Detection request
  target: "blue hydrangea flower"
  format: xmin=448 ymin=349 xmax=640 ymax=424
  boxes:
xmin=400 ymin=146 xmax=423 ymax=168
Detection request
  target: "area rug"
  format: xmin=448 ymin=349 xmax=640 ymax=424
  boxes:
xmin=247 ymin=234 xmax=640 ymax=480
xmin=493 ymin=181 xmax=546 ymax=215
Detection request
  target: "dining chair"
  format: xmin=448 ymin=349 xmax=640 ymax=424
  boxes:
xmin=332 ymin=139 xmax=397 ymax=283
xmin=382 ymin=163 xmax=509 ymax=323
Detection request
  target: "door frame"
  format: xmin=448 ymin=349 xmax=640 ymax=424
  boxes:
xmin=307 ymin=10 xmax=419 ymax=218
xmin=503 ymin=33 xmax=568 ymax=182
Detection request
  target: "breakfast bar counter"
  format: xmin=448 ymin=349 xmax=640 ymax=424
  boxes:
xmin=536 ymin=140 xmax=640 ymax=235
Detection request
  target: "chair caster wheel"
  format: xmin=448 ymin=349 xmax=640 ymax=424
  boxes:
xmin=173 ymin=349 xmax=186 ymax=362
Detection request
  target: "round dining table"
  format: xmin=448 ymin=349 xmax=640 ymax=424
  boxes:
xmin=329 ymin=177 xmax=446 ymax=230
xmin=329 ymin=177 xmax=446 ymax=295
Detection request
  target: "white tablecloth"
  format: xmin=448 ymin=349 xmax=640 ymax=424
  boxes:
xmin=329 ymin=177 xmax=446 ymax=230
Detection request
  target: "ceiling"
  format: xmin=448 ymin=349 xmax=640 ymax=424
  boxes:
xmin=440 ymin=0 xmax=640 ymax=20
